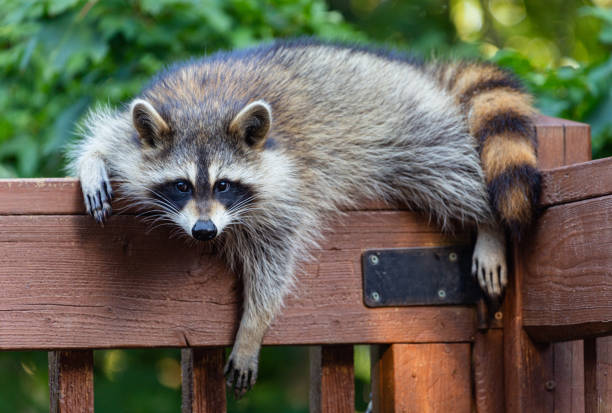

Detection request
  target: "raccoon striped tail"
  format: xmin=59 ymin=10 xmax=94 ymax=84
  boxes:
xmin=431 ymin=62 xmax=542 ymax=239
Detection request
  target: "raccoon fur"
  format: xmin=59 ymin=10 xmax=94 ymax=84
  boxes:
xmin=67 ymin=39 xmax=541 ymax=397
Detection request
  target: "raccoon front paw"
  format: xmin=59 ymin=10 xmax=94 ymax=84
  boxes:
xmin=472 ymin=225 xmax=507 ymax=298
xmin=224 ymin=352 xmax=258 ymax=399
xmin=80 ymin=161 xmax=113 ymax=225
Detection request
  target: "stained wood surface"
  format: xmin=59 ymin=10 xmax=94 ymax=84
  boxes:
xmin=0 ymin=213 xmax=473 ymax=349
xmin=371 ymin=343 xmax=472 ymax=413
xmin=506 ymin=118 xmax=591 ymax=413
xmin=522 ymin=195 xmax=612 ymax=342
xmin=505 ymin=247 xmax=555 ymax=412
xmin=473 ymin=329 xmax=505 ymax=413
xmin=49 ymin=350 xmax=94 ymax=413
xmin=309 ymin=345 xmax=354 ymax=413
xmin=554 ymin=340 xmax=586 ymax=412
xmin=540 ymin=157 xmax=612 ymax=207
xmin=181 ymin=348 xmax=226 ymax=413
xmin=585 ymin=337 xmax=612 ymax=413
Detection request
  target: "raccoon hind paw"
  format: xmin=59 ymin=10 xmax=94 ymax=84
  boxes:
xmin=472 ymin=225 xmax=507 ymax=298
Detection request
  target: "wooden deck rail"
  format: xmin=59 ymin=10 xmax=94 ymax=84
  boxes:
xmin=0 ymin=116 xmax=610 ymax=412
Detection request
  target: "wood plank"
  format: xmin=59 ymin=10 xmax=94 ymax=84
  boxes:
xmin=0 ymin=213 xmax=474 ymax=349
xmin=523 ymin=195 xmax=612 ymax=342
xmin=181 ymin=348 xmax=226 ymax=413
xmin=371 ymin=343 xmax=472 ymax=413
xmin=554 ymin=340 xmax=585 ymax=413
xmin=473 ymin=329 xmax=505 ymax=413
xmin=0 ymin=179 xmax=84 ymax=215
xmin=540 ymin=157 xmax=612 ymax=207
xmin=309 ymin=345 xmax=354 ymax=413
xmin=505 ymin=247 xmax=555 ymax=412
xmin=564 ymin=124 xmax=592 ymax=166
xmin=537 ymin=122 xmax=565 ymax=169
xmin=585 ymin=337 xmax=612 ymax=413
xmin=49 ymin=350 xmax=94 ymax=413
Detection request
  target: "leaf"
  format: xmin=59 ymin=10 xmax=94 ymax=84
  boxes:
xmin=47 ymin=0 xmax=81 ymax=16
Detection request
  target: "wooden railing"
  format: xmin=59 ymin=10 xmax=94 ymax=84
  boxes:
xmin=0 ymin=116 xmax=610 ymax=412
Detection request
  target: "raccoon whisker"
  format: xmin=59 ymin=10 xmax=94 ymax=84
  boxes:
xmin=141 ymin=187 xmax=181 ymax=214
xmin=226 ymin=196 xmax=258 ymax=213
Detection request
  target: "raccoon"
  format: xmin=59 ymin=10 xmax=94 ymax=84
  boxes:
xmin=67 ymin=39 xmax=540 ymax=397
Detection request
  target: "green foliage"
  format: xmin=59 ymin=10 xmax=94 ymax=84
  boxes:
xmin=491 ymin=5 xmax=612 ymax=158
xmin=0 ymin=0 xmax=361 ymax=178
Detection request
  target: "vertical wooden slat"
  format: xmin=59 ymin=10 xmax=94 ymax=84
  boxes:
xmin=505 ymin=246 xmax=555 ymax=412
xmin=49 ymin=350 xmax=94 ymax=413
xmin=473 ymin=329 xmax=505 ymax=413
xmin=371 ymin=343 xmax=471 ymax=413
xmin=309 ymin=345 xmax=354 ymax=413
xmin=554 ymin=341 xmax=585 ymax=413
xmin=181 ymin=348 xmax=226 ymax=413
xmin=585 ymin=337 xmax=612 ymax=413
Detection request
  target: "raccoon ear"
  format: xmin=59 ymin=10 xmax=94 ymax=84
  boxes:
xmin=131 ymin=99 xmax=169 ymax=148
xmin=229 ymin=100 xmax=272 ymax=149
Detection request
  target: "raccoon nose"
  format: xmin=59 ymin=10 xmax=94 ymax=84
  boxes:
xmin=191 ymin=220 xmax=217 ymax=241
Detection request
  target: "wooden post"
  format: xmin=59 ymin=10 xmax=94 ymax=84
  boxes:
xmin=585 ymin=337 xmax=612 ymax=413
xmin=371 ymin=343 xmax=472 ymax=413
xmin=49 ymin=350 xmax=94 ymax=413
xmin=181 ymin=348 xmax=226 ymax=413
xmin=473 ymin=328 xmax=505 ymax=412
xmin=309 ymin=345 xmax=354 ymax=413
xmin=505 ymin=118 xmax=591 ymax=413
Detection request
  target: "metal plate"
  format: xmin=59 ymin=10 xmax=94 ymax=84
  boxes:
xmin=362 ymin=246 xmax=482 ymax=307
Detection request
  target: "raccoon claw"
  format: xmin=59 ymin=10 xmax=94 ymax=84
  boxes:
xmin=224 ymin=356 xmax=257 ymax=399
xmin=85 ymin=185 xmax=112 ymax=225
xmin=81 ymin=165 xmax=113 ymax=226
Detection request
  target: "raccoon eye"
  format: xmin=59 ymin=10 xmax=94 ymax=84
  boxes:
xmin=175 ymin=180 xmax=191 ymax=193
xmin=214 ymin=180 xmax=230 ymax=193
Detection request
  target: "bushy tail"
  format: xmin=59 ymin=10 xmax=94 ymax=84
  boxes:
xmin=428 ymin=62 xmax=542 ymax=238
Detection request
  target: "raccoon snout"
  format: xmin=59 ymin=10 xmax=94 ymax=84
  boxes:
xmin=191 ymin=220 xmax=217 ymax=241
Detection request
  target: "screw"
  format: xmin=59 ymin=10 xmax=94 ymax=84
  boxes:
xmin=369 ymin=254 xmax=379 ymax=265
xmin=545 ymin=380 xmax=556 ymax=391
xmin=494 ymin=311 xmax=503 ymax=320
xmin=449 ymin=252 xmax=458 ymax=262
xmin=371 ymin=291 xmax=381 ymax=302
xmin=438 ymin=289 xmax=446 ymax=299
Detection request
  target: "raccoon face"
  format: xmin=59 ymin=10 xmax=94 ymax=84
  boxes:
xmin=130 ymin=98 xmax=271 ymax=241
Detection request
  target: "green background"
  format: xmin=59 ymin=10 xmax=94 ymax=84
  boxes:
xmin=1 ymin=0 xmax=611 ymax=412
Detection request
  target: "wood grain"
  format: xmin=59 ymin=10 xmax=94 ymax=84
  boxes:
xmin=554 ymin=340 xmax=585 ymax=413
xmin=540 ymin=157 xmax=612 ymax=207
xmin=49 ymin=350 xmax=94 ymax=413
xmin=537 ymin=122 xmax=565 ymax=169
xmin=181 ymin=348 xmax=226 ymax=413
xmin=523 ymin=195 xmax=612 ymax=342
xmin=585 ymin=337 xmax=612 ymax=413
xmin=309 ymin=345 xmax=354 ymax=413
xmin=505 ymin=247 xmax=555 ymax=412
xmin=505 ymin=118 xmax=591 ymax=413
xmin=371 ymin=343 xmax=472 ymax=413
xmin=0 ymin=213 xmax=474 ymax=349
xmin=473 ymin=329 xmax=505 ymax=413
xmin=564 ymin=123 xmax=592 ymax=166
